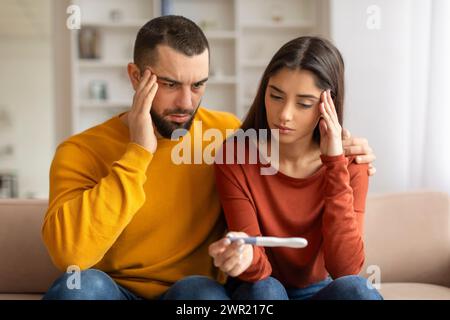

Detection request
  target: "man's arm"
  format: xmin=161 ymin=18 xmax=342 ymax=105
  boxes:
xmin=42 ymin=69 xmax=159 ymax=271
xmin=42 ymin=142 xmax=153 ymax=271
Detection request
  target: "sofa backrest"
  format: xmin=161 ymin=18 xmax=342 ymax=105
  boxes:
xmin=0 ymin=199 xmax=60 ymax=293
xmin=361 ymin=191 xmax=450 ymax=287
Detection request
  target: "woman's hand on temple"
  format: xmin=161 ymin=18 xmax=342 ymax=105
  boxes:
xmin=319 ymin=90 xmax=343 ymax=157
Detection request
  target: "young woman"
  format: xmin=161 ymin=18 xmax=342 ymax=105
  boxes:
xmin=209 ymin=36 xmax=383 ymax=300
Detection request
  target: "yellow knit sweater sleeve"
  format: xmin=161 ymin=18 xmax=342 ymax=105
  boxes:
xmin=42 ymin=141 xmax=152 ymax=271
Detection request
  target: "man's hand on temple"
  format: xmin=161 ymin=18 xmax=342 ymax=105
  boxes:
xmin=128 ymin=68 xmax=159 ymax=153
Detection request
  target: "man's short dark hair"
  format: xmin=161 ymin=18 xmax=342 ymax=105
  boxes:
xmin=133 ymin=15 xmax=209 ymax=71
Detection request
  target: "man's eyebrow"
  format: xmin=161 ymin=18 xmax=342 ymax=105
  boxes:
xmin=194 ymin=77 xmax=209 ymax=85
xmin=156 ymin=76 xmax=182 ymax=85
xmin=156 ymin=76 xmax=209 ymax=85
xmin=268 ymin=85 xmax=320 ymax=100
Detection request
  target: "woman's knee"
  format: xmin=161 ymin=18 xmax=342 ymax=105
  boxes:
xmin=331 ymin=275 xmax=383 ymax=300
xmin=42 ymin=269 xmax=122 ymax=300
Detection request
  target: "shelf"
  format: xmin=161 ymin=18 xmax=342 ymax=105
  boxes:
xmin=80 ymin=100 xmax=130 ymax=109
xmin=241 ymin=20 xmax=315 ymax=29
xmin=204 ymin=30 xmax=237 ymax=40
xmin=81 ymin=20 xmax=147 ymax=29
xmin=78 ymin=60 xmax=130 ymax=68
xmin=70 ymin=0 xmax=322 ymax=133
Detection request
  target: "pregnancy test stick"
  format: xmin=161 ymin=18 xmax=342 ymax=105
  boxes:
xmin=227 ymin=236 xmax=308 ymax=248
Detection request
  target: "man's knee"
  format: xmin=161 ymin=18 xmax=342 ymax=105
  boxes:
xmin=162 ymin=276 xmax=229 ymax=300
xmin=43 ymin=269 xmax=122 ymax=300
xmin=331 ymin=275 xmax=383 ymax=300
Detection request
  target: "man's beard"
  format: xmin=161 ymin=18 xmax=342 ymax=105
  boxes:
xmin=150 ymin=102 xmax=201 ymax=139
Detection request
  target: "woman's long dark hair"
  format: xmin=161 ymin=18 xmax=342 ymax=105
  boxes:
xmin=241 ymin=36 xmax=345 ymax=145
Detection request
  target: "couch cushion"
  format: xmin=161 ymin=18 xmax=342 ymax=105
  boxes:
xmin=379 ymin=282 xmax=450 ymax=300
xmin=0 ymin=199 xmax=61 ymax=294
xmin=361 ymin=192 xmax=450 ymax=287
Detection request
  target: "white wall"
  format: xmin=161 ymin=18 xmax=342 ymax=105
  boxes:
xmin=330 ymin=0 xmax=430 ymax=193
xmin=0 ymin=0 xmax=54 ymax=198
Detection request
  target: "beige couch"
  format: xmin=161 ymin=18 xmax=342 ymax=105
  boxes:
xmin=0 ymin=192 xmax=449 ymax=300
xmin=359 ymin=191 xmax=450 ymax=299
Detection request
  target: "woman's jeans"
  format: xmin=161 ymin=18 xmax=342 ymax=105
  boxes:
xmin=225 ymin=275 xmax=383 ymax=300
xmin=42 ymin=269 xmax=383 ymax=300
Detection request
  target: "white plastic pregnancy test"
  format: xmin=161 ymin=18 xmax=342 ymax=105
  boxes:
xmin=227 ymin=236 xmax=308 ymax=248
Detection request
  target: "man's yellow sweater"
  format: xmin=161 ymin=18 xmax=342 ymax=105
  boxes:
xmin=42 ymin=107 xmax=241 ymax=299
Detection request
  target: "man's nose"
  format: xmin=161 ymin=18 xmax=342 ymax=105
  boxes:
xmin=175 ymin=86 xmax=193 ymax=109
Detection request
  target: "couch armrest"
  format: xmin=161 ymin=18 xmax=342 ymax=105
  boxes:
xmin=0 ymin=199 xmax=61 ymax=293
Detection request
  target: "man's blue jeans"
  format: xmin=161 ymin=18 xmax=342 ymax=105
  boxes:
xmin=43 ymin=269 xmax=382 ymax=300
xmin=42 ymin=269 xmax=142 ymax=300
xmin=42 ymin=269 xmax=229 ymax=300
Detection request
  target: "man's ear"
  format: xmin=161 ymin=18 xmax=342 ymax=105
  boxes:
xmin=127 ymin=63 xmax=141 ymax=91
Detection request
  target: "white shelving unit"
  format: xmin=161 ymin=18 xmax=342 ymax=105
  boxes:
xmin=70 ymin=0 xmax=326 ymax=133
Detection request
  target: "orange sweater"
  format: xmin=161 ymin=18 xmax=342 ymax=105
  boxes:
xmin=214 ymin=140 xmax=369 ymax=288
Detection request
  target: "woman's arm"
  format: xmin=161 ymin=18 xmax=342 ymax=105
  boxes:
xmin=320 ymin=155 xmax=369 ymax=278
xmin=211 ymin=149 xmax=272 ymax=282
xmin=318 ymin=90 xmax=369 ymax=278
